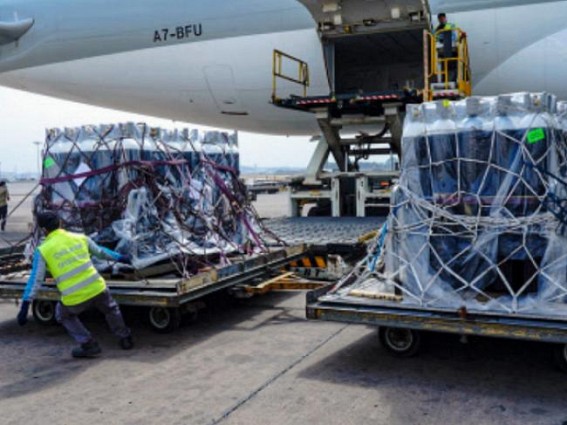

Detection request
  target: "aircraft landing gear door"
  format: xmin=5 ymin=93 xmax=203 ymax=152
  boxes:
xmin=204 ymin=65 xmax=249 ymax=116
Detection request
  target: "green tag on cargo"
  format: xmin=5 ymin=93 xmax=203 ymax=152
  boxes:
xmin=527 ymin=128 xmax=545 ymax=144
xmin=44 ymin=157 xmax=56 ymax=169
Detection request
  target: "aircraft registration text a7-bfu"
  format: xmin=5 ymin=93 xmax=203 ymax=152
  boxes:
xmin=0 ymin=0 xmax=566 ymax=136
xmin=152 ymin=24 xmax=203 ymax=43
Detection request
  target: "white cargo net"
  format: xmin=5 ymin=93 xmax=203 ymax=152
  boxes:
xmin=332 ymin=93 xmax=567 ymax=317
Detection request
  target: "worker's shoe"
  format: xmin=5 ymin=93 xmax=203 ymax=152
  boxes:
xmin=72 ymin=340 xmax=102 ymax=358
xmin=120 ymin=336 xmax=134 ymax=350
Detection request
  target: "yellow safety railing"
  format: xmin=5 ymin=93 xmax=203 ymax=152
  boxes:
xmin=423 ymin=28 xmax=472 ymax=101
xmin=272 ymin=49 xmax=310 ymax=102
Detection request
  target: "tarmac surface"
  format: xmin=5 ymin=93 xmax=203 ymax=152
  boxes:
xmin=1 ymin=182 xmax=567 ymax=425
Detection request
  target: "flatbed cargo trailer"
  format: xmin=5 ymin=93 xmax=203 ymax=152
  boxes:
xmin=306 ymin=283 xmax=567 ymax=372
xmin=0 ymin=245 xmax=308 ymax=333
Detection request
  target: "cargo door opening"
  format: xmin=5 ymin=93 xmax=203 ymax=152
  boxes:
xmin=332 ymin=29 xmax=425 ymax=95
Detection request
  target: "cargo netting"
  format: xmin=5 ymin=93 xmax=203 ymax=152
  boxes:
xmin=32 ymin=123 xmax=281 ymax=274
xmin=330 ymin=93 xmax=567 ymax=317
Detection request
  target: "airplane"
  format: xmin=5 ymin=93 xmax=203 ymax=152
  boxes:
xmin=0 ymin=0 xmax=565 ymax=138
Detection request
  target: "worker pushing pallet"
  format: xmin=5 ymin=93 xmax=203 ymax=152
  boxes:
xmin=1 ymin=243 xmax=309 ymax=334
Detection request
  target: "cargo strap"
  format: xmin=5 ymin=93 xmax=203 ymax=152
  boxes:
xmin=41 ymin=159 xmax=189 ymax=185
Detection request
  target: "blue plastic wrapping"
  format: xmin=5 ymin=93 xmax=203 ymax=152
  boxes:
xmin=331 ymin=93 xmax=567 ymax=318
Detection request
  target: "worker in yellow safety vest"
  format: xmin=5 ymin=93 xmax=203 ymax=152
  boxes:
xmin=17 ymin=211 xmax=133 ymax=358
xmin=434 ymin=13 xmax=465 ymax=83
xmin=435 ymin=13 xmax=458 ymax=43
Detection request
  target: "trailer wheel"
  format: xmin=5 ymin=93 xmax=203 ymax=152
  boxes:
xmin=379 ymin=327 xmax=421 ymax=358
xmin=148 ymin=307 xmax=181 ymax=333
xmin=32 ymin=300 xmax=57 ymax=325
xmin=553 ymin=344 xmax=567 ymax=373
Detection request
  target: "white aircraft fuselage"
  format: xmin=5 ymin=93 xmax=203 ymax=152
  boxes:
xmin=0 ymin=0 xmax=566 ymax=136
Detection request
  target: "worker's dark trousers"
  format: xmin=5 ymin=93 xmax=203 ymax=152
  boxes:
xmin=0 ymin=205 xmax=7 ymax=231
xmin=56 ymin=290 xmax=130 ymax=344
xmin=440 ymin=33 xmax=457 ymax=82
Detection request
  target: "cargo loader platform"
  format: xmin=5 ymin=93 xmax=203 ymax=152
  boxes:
xmin=263 ymin=216 xmax=385 ymax=247
xmin=269 ymin=1 xmax=472 ymax=218
xmin=273 ymin=90 xmax=422 ymax=116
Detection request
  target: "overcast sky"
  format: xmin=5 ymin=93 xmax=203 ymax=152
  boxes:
xmin=0 ymin=87 xmax=315 ymax=176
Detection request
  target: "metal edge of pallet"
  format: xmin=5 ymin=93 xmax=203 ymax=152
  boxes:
xmin=175 ymin=245 xmax=309 ymax=305
xmin=306 ymin=298 xmax=567 ymax=344
xmin=0 ymin=283 xmax=180 ymax=308
xmin=0 ymin=285 xmax=59 ymax=302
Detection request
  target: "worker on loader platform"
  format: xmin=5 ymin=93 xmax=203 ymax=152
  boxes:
xmin=17 ymin=211 xmax=134 ymax=358
xmin=435 ymin=13 xmax=463 ymax=83
xmin=435 ymin=13 xmax=457 ymax=44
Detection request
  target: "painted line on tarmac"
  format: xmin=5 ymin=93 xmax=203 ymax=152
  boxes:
xmin=209 ymin=324 xmax=349 ymax=425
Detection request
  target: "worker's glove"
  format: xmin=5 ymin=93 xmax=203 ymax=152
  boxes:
xmin=118 ymin=254 xmax=132 ymax=265
xmin=17 ymin=300 xmax=31 ymax=326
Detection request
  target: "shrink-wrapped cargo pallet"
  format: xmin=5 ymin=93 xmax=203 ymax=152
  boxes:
xmin=334 ymin=93 xmax=567 ymax=317
xmin=34 ymin=123 xmax=274 ymax=272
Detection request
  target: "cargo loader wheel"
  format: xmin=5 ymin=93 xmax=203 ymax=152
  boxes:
xmin=553 ymin=344 xmax=567 ymax=373
xmin=32 ymin=300 xmax=57 ymax=325
xmin=379 ymin=327 xmax=422 ymax=358
xmin=148 ymin=307 xmax=181 ymax=333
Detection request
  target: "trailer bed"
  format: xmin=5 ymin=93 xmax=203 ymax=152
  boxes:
xmin=0 ymin=245 xmax=309 ymax=332
xmin=1 ymin=245 xmax=308 ymax=307
xmin=307 ymin=284 xmax=567 ymax=346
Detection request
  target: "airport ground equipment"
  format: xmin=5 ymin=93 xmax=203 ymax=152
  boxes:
xmin=423 ymin=27 xmax=472 ymax=101
xmin=263 ymin=216 xmax=384 ymax=246
xmin=0 ymin=122 xmax=300 ymax=332
xmin=307 ymin=93 xmax=567 ymax=372
xmin=263 ymin=216 xmax=383 ymax=280
xmin=0 ymin=216 xmax=382 ymax=332
xmin=287 ymin=170 xmax=399 ymax=217
xmin=0 ymin=245 xmax=308 ymax=333
xmin=271 ymin=0 xmax=471 ymax=217
xmin=246 ymin=178 xmax=289 ymax=196
xmin=307 ymin=285 xmax=567 ymax=371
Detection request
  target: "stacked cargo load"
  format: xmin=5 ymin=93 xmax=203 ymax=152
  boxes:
xmin=331 ymin=93 xmax=567 ymax=317
xmin=35 ymin=123 xmax=275 ymax=272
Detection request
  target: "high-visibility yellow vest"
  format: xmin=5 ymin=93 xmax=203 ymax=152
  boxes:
xmin=38 ymin=229 xmax=106 ymax=306
xmin=436 ymin=22 xmax=457 ymax=42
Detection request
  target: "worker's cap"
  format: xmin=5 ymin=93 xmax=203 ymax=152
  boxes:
xmin=36 ymin=211 xmax=60 ymax=231
xmin=437 ymin=13 xmax=446 ymax=19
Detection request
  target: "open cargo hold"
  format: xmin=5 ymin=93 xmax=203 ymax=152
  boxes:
xmin=307 ymin=93 xmax=567 ymax=371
